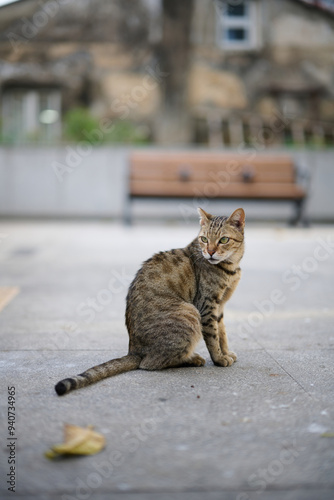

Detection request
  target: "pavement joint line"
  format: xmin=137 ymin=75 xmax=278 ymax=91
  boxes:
xmin=250 ymin=336 xmax=314 ymax=399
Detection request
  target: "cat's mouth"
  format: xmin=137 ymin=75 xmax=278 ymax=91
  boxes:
xmin=207 ymin=257 xmax=220 ymax=265
xmin=202 ymin=252 xmax=221 ymax=264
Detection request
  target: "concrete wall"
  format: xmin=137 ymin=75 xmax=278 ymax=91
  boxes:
xmin=0 ymin=146 xmax=333 ymax=222
xmin=0 ymin=146 xmax=129 ymax=218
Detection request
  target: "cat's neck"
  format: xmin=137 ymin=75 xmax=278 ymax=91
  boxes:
xmin=218 ymin=258 xmax=240 ymax=271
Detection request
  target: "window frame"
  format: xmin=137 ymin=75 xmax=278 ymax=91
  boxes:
xmin=216 ymin=0 xmax=260 ymax=51
xmin=1 ymin=87 xmax=61 ymax=144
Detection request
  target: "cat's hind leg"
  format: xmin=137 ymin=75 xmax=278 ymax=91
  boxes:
xmin=140 ymin=352 xmax=205 ymax=370
xmin=181 ymin=353 xmax=206 ymax=367
xmin=139 ymin=303 xmax=203 ymax=371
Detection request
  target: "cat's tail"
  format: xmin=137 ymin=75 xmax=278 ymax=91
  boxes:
xmin=55 ymin=354 xmax=142 ymax=396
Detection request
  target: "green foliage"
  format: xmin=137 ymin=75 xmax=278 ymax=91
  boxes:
xmin=63 ymin=108 xmax=101 ymax=144
xmin=106 ymin=121 xmax=150 ymax=144
xmin=62 ymin=107 xmax=151 ymax=145
xmin=0 ymin=119 xmax=15 ymax=144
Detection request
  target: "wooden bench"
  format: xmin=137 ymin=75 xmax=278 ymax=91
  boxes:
xmin=124 ymin=151 xmax=307 ymax=225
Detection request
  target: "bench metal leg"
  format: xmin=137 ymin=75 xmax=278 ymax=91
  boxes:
xmin=290 ymin=199 xmax=308 ymax=227
xmin=123 ymin=197 xmax=132 ymax=225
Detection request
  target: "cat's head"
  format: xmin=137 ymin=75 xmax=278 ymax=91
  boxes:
xmin=197 ymin=208 xmax=245 ymax=265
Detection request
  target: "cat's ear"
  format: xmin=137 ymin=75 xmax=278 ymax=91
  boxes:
xmin=197 ymin=208 xmax=212 ymax=226
xmin=227 ymin=208 xmax=245 ymax=230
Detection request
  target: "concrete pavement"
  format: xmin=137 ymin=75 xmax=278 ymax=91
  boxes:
xmin=0 ymin=220 xmax=334 ymax=500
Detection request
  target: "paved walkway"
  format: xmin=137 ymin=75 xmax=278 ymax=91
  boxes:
xmin=0 ymin=220 xmax=334 ymax=500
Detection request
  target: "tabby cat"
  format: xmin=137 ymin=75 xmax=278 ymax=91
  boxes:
xmin=55 ymin=207 xmax=245 ymax=396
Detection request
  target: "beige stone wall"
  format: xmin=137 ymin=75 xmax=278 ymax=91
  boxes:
xmin=0 ymin=35 xmax=160 ymax=120
xmin=189 ymin=0 xmax=334 ymax=126
xmin=187 ymin=63 xmax=247 ymax=110
xmin=191 ymin=0 xmax=217 ymax=46
xmin=0 ymin=0 xmax=333 ymax=135
xmin=102 ymin=71 xmax=161 ymax=120
xmin=271 ymin=12 xmax=334 ymax=49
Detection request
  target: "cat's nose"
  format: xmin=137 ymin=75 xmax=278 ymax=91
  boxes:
xmin=208 ymin=249 xmax=215 ymax=256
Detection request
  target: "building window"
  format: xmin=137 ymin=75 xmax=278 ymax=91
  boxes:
xmin=216 ymin=0 xmax=259 ymax=50
xmin=1 ymin=87 xmax=61 ymax=144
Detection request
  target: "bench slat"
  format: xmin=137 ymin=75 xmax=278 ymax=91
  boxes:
xmin=130 ymin=156 xmax=295 ymax=184
xmin=130 ymin=153 xmax=294 ymax=164
xmin=130 ymin=166 xmax=294 ymax=183
xmin=130 ymin=180 xmax=306 ymax=199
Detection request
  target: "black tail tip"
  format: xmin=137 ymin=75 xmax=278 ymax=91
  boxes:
xmin=55 ymin=381 xmax=67 ymax=396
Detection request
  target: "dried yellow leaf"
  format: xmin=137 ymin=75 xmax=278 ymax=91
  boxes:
xmin=320 ymin=432 xmax=334 ymax=438
xmin=45 ymin=424 xmax=105 ymax=459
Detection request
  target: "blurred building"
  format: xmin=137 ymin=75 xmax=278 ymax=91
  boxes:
xmin=0 ymin=0 xmax=333 ymax=146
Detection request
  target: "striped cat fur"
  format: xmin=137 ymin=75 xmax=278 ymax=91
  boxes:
xmin=55 ymin=208 xmax=245 ymax=395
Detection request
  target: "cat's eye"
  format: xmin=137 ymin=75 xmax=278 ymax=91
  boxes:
xmin=201 ymin=236 xmax=208 ymax=243
xmin=219 ymin=236 xmax=230 ymax=244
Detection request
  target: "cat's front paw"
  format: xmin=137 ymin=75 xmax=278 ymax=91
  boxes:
xmin=214 ymin=354 xmax=236 ymax=367
xmin=226 ymin=351 xmax=237 ymax=362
